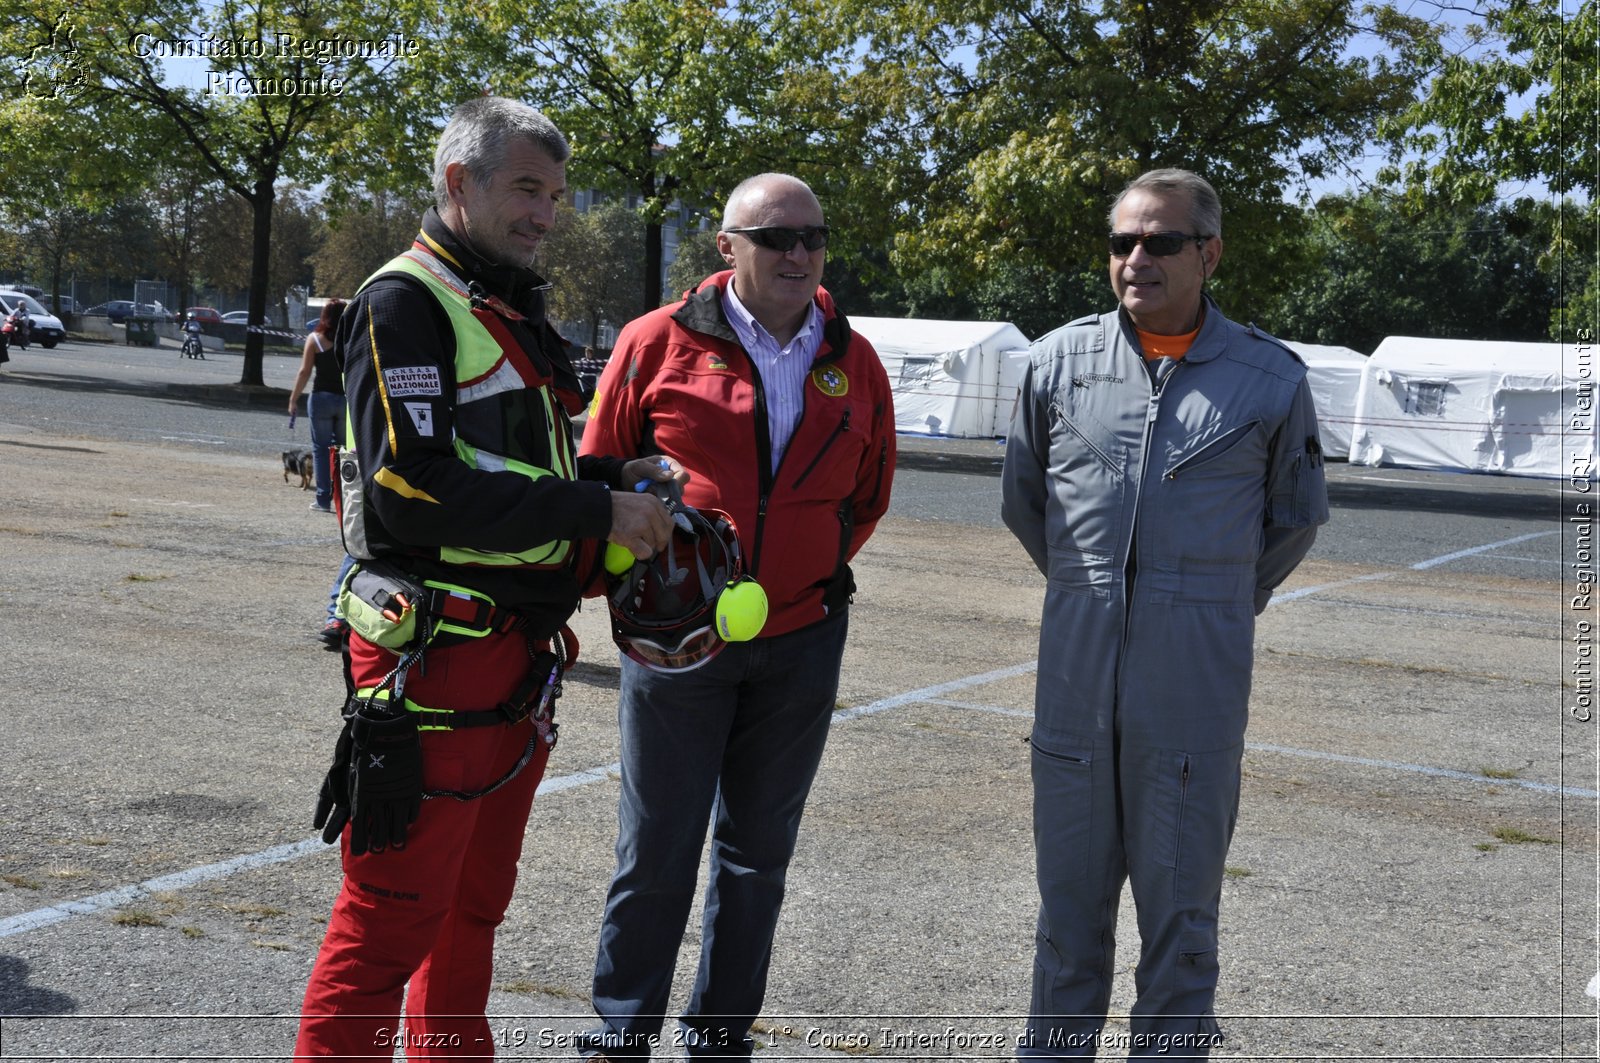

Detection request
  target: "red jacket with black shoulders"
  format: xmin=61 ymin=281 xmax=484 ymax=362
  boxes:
xmin=580 ymin=271 xmax=896 ymax=637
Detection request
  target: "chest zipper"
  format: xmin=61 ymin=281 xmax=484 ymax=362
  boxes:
xmin=1050 ymin=399 xmax=1122 ymax=475
xmin=791 ymin=407 xmax=852 ymax=490
xmin=1164 ymin=421 xmax=1262 ymax=480
xmin=1114 ymin=358 xmax=1183 ymax=708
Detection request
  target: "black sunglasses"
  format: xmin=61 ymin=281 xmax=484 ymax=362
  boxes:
xmin=723 ymin=225 xmax=830 ymax=252
xmin=1108 ymin=231 xmax=1210 ymax=257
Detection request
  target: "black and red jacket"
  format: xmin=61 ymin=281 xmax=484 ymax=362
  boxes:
xmin=580 ymin=271 xmax=896 ymax=637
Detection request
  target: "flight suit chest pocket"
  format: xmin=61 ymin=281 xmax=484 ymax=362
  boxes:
xmin=1046 ymin=399 xmax=1126 ymax=560
xmin=1161 ymin=419 xmax=1263 ymax=481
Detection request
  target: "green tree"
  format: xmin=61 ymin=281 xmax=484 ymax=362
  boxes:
xmin=193 ymin=186 xmax=321 ymax=328
xmin=1388 ymin=0 xmax=1597 ymax=339
xmin=458 ymin=0 xmax=854 ymax=313
xmin=663 ymin=224 xmax=725 ymax=300
xmin=0 ymin=89 xmax=158 ymax=312
xmin=540 ymin=199 xmax=649 ymax=350
xmin=1265 ymin=193 xmax=1562 ymax=350
xmin=146 ymin=165 xmax=221 ymax=311
xmin=832 ymin=0 xmax=1440 ymax=325
xmin=312 ymin=188 xmax=433 ymax=299
xmin=2 ymin=0 xmax=439 ymax=384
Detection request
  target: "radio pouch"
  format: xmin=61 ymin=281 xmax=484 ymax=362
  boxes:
xmin=335 ymin=448 xmax=375 ymax=560
xmin=339 ymin=560 xmax=433 ymax=652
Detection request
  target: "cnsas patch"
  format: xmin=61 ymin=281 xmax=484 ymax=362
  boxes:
xmin=811 ymin=365 xmax=848 ymax=397
xmin=588 ymin=387 xmax=603 ymax=419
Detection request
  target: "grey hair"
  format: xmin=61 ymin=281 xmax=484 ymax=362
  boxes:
xmin=1108 ymin=168 xmax=1222 ymax=240
xmin=432 ymin=97 xmax=570 ymax=211
xmin=721 ymin=173 xmax=817 ymax=228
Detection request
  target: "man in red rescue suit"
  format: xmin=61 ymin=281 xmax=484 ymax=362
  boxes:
xmin=294 ymin=96 xmax=678 ymax=1060
xmin=576 ymin=173 xmax=896 ymax=1060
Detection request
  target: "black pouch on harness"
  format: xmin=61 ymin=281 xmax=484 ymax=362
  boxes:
xmin=338 ymin=559 xmax=433 ymax=652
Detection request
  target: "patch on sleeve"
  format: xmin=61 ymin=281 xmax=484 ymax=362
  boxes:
xmin=404 ymin=402 xmax=435 ymax=437
xmin=382 ymin=365 xmax=443 ymax=397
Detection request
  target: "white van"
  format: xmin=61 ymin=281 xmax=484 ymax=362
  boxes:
xmin=0 ymin=290 xmax=67 ymax=348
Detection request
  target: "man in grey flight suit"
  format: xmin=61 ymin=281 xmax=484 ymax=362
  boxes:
xmin=1001 ymin=168 xmax=1328 ymax=1058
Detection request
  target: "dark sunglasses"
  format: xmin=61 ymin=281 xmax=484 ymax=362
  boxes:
xmin=723 ymin=225 xmax=830 ymax=252
xmin=1108 ymin=231 xmax=1210 ymax=257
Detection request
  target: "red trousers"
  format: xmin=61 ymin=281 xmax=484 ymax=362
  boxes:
xmin=295 ymin=629 xmax=553 ymax=1060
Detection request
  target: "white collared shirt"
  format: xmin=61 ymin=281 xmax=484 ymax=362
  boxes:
xmin=722 ymin=283 xmax=823 ymax=473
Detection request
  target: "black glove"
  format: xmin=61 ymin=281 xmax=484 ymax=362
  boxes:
xmin=312 ymin=719 xmax=354 ymax=844
xmin=345 ymin=701 xmax=424 ymax=855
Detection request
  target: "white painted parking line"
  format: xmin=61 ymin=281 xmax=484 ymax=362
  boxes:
xmin=0 ymin=839 xmax=326 ymax=939
xmin=1245 ymin=744 xmax=1598 ymax=800
xmin=0 ymin=531 xmax=1564 ymax=941
xmin=0 ymin=664 xmax=1040 ymax=940
xmin=923 ymin=697 xmax=1034 ymax=719
xmin=1269 ymin=530 xmax=1560 ymax=606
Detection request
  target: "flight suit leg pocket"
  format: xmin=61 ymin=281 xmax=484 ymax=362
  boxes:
xmin=1156 ymin=745 xmax=1243 ymax=906
xmin=1031 ymin=732 xmax=1096 ymax=885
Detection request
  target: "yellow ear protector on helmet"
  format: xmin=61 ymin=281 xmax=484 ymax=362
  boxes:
xmin=605 ymin=480 xmax=767 ymax=672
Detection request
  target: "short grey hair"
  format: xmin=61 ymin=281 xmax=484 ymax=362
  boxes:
xmin=1108 ymin=168 xmax=1222 ymax=240
xmin=432 ymin=97 xmax=570 ymax=212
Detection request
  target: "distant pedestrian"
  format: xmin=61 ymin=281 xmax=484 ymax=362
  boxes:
xmin=288 ymin=299 xmax=348 ymax=514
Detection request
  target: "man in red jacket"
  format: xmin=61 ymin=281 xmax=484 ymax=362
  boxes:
xmin=577 ymin=172 xmax=895 ymax=1060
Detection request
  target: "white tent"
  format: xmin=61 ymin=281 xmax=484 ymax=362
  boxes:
xmin=1347 ymin=336 xmax=1593 ymax=479
xmin=1285 ymin=342 xmax=1368 ymax=459
xmin=849 ymin=317 xmax=1032 ymax=438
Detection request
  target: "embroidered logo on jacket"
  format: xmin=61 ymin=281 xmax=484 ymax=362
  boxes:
xmin=811 ymin=366 xmax=848 ymax=397
xmin=1072 ymin=374 xmax=1123 ymax=387
xmin=404 ymin=402 xmax=435 ymax=437
xmin=383 ymin=365 xmax=443 ymax=397
xmin=705 ymin=353 xmax=729 ymax=371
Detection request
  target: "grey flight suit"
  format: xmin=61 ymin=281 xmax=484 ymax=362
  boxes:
xmin=1001 ymin=301 xmax=1328 ymax=1058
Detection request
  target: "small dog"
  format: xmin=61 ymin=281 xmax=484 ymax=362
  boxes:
xmin=282 ymin=449 xmax=314 ymax=490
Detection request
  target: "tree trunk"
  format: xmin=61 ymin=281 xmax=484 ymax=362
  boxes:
xmin=240 ymin=180 xmax=276 ymax=387
xmin=643 ymin=218 xmax=663 ymax=313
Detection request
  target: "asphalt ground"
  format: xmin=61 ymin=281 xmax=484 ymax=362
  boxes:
xmin=0 ymin=339 xmax=1596 ymax=1060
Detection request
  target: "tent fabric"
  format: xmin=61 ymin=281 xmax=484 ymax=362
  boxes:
xmin=848 ymin=317 xmax=1032 ymax=437
xmin=1285 ymin=341 xmax=1367 ymax=459
xmin=1347 ymin=336 xmax=1593 ymax=479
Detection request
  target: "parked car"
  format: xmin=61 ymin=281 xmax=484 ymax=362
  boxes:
xmin=0 ymin=290 xmax=66 ymax=348
xmin=221 ymin=311 xmax=252 ymax=325
xmin=48 ymin=294 xmax=79 ymax=315
xmin=185 ymin=306 xmax=223 ymax=324
xmin=131 ymin=303 xmax=176 ymax=323
xmin=85 ymin=300 xmax=138 ymax=323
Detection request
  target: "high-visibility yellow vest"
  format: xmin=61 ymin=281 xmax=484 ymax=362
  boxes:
xmin=354 ymin=243 xmax=581 ymax=568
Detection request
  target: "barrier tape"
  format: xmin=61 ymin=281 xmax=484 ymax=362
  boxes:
xmin=244 ymin=324 xmax=304 ymax=340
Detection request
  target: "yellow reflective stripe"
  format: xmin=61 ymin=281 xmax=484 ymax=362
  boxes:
xmin=366 ymin=302 xmax=399 ymax=456
xmin=374 ymin=466 xmax=440 ymax=503
xmin=417 ymin=230 xmax=463 ymax=272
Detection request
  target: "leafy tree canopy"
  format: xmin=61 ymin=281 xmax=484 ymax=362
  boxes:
xmin=832 ymin=0 xmax=1440 ymax=326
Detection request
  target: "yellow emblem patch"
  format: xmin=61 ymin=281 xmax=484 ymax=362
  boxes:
xmin=588 ymin=387 xmax=603 ymax=419
xmin=811 ymin=366 xmax=848 ymax=397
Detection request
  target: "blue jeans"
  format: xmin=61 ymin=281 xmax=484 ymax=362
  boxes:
xmin=306 ymin=390 xmax=346 ymax=510
xmin=326 ymin=554 xmax=356 ymax=624
xmin=583 ymin=611 xmax=850 ymax=1060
